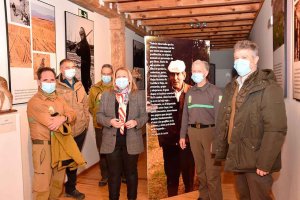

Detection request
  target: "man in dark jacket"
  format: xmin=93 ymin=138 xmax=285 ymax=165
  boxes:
xmin=76 ymin=27 xmax=91 ymax=93
xmin=215 ymin=40 xmax=287 ymax=200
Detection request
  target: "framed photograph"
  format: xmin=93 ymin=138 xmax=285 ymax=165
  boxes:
xmin=293 ymin=0 xmax=300 ymax=100
xmin=4 ymin=0 xmax=57 ymax=104
xmin=133 ymin=40 xmax=145 ymax=69
xmin=65 ymin=11 xmax=94 ymax=93
xmin=7 ymin=0 xmax=31 ymax=27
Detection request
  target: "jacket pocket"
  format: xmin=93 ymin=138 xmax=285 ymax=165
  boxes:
xmin=237 ymin=138 xmax=261 ymax=170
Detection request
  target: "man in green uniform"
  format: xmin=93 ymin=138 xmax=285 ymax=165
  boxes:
xmin=180 ymin=60 xmax=223 ymax=200
xmin=89 ymin=64 xmax=114 ymax=186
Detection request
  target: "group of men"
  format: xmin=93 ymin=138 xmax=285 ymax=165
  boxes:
xmin=27 ymin=59 xmax=114 ymax=200
xmin=27 ymin=39 xmax=287 ymax=200
xmin=160 ymin=40 xmax=286 ymax=200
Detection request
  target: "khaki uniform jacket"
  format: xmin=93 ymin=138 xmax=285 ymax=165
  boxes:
xmin=27 ymin=89 xmax=76 ymax=141
xmin=97 ymin=90 xmax=148 ymax=154
xmin=88 ymin=81 xmax=113 ymax=128
xmin=215 ymin=69 xmax=287 ymax=173
xmin=51 ymin=123 xmax=86 ymax=170
xmin=56 ymin=75 xmax=89 ymax=137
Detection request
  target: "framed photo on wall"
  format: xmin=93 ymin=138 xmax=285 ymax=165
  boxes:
xmin=65 ymin=11 xmax=94 ymax=93
xmin=133 ymin=40 xmax=145 ymax=69
xmin=4 ymin=0 xmax=57 ymax=104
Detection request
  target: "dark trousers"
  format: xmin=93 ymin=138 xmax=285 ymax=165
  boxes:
xmin=162 ymin=144 xmax=195 ymax=197
xmin=106 ymin=137 xmax=139 ymax=200
xmin=65 ymin=130 xmax=87 ymax=193
xmin=95 ymin=128 xmax=109 ymax=179
xmin=235 ymin=172 xmax=273 ymax=200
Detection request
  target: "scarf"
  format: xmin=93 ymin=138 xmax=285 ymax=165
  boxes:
xmin=115 ymin=87 xmax=129 ymax=134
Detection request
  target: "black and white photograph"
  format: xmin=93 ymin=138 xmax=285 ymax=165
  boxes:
xmin=8 ymin=0 xmax=30 ymax=26
xmin=65 ymin=11 xmax=94 ymax=93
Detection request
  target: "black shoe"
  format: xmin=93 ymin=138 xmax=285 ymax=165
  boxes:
xmin=121 ymin=177 xmax=127 ymax=184
xmin=65 ymin=189 xmax=85 ymax=200
xmin=98 ymin=178 xmax=108 ymax=186
xmin=197 ymin=198 xmax=203 ymax=200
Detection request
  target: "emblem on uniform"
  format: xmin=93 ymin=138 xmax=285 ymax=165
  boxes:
xmin=188 ymin=95 xmax=192 ymax=104
xmin=98 ymin=93 xmax=102 ymax=101
xmin=218 ymin=95 xmax=223 ymax=103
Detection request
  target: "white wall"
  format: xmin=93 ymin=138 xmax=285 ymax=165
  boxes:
xmin=210 ymin=49 xmax=234 ymax=88
xmin=249 ymin=0 xmax=273 ymax=69
xmin=125 ymin=28 xmax=144 ymax=70
xmin=0 ymin=1 xmax=112 ymax=199
xmin=250 ymin=0 xmax=300 ymax=199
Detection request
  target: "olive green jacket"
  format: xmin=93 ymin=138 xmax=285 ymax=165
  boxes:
xmin=215 ymin=69 xmax=287 ymax=173
xmin=88 ymin=81 xmax=113 ymax=128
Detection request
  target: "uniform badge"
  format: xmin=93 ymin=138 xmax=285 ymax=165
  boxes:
xmin=218 ymin=95 xmax=223 ymax=103
xmin=188 ymin=95 xmax=192 ymax=104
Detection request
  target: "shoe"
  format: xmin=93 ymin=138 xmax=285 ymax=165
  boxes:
xmin=121 ymin=177 xmax=127 ymax=184
xmin=197 ymin=198 xmax=203 ymax=200
xmin=98 ymin=178 xmax=108 ymax=186
xmin=65 ymin=189 xmax=85 ymax=200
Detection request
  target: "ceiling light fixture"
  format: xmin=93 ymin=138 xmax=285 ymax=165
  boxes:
xmin=190 ymin=22 xmax=207 ymax=29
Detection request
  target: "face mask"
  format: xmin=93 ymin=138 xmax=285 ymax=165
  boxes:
xmin=191 ymin=72 xmax=204 ymax=84
xmin=64 ymin=68 xmax=76 ymax=80
xmin=102 ymin=75 xmax=112 ymax=84
xmin=234 ymin=59 xmax=251 ymax=77
xmin=41 ymin=82 xmax=56 ymax=94
xmin=115 ymin=77 xmax=129 ymax=90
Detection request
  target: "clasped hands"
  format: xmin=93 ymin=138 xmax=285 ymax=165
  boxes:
xmin=48 ymin=115 xmax=66 ymax=131
xmin=110 ymin=118 xmax=137 ymax=129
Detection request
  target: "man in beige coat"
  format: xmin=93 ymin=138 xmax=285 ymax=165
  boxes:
xmin=27 ymin=67 xmax=76 ymax=200
xmin=56 ymin=59 xmax=89 ymax=200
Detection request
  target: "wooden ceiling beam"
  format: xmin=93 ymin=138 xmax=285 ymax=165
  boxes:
xmin=183 ymin=33 xmax=248 ymax=39
xmin=140 ymin=13 xmax=256 ymax=26
xmin=163 ymin=30 xmax=249 ymax=38
xmin=118 ymin=0 xmax=263 ymax=12
xmin=128 ymin=3 xmax=261 ymax=20
xmin=154 ymin=25 xmax=252 ymax=35
xmin=147 ymin=20 xmax=254 ymax=31
xmin=68 ymin=0 xmax=147 ymax=36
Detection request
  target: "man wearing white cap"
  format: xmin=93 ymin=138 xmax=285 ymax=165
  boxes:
xmin=157 ymin=60 xmax=195 ymax=197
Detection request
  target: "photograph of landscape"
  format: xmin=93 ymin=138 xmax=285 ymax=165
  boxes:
xmin=8 ymin=24 xmax=32 ymax=68
xmin=31 ymin=1 xmax=55 ymax=53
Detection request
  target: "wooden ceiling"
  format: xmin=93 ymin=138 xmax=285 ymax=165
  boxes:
xmin=69 ymin=0 xmax=264 ymax=49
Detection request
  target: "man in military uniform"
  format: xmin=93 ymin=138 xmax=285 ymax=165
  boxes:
xmin=159 ymin=60 xmax=195 ymax=197
xmin=56 ymin=59 xmax=89 ymax=200
xmin=180 ymin=60 xmax=223 ymax=200
xmin=88 ymin=64 xmax=114 ymax=186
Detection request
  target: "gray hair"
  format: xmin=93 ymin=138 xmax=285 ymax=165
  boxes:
xmin=234 ymin=40 xmax=259 ymax=57
xmin=192 ymin=60 xmax=210 ymax=72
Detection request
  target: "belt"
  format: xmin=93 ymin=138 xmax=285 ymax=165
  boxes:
xmin=32 ymin=139 xmax=51 ymax=145
xmin=189 ymin=124 xmax=215 ymax=129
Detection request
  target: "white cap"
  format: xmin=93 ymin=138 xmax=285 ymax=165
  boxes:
xmin=168 ymin=60 xmax=186 ymax=73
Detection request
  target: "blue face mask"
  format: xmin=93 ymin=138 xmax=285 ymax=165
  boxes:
xmin=41 ymin=82 xmax=56 ymax=94
xmin=116 ymin=77 xmax=129 ymax=90
xmin=234 ymin=59 xmax=251 ymax=77
xmin=191 ymin=72 xmax=204 ymax=83
xmin=102 ymin=75 xmax=112 ymax=84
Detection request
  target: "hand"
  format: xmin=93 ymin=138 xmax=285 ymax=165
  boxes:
xmin=125 ymin=120 xmax=137 ymax=129
xmin=48 ymin=116 xmax=66 ymax=131
xmin=256 ymin=168 xmax=269 ymax=176
xmin=179 ymin=138 xmax=186 ymax=149
xmin=110 ymin=118 xmax=124 ymax=128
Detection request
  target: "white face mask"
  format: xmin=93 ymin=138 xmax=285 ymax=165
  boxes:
xmin=64 ymin=68 xmax=76 ymax=80
xmin=115 ymin=77 xmax=129 ymax=90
